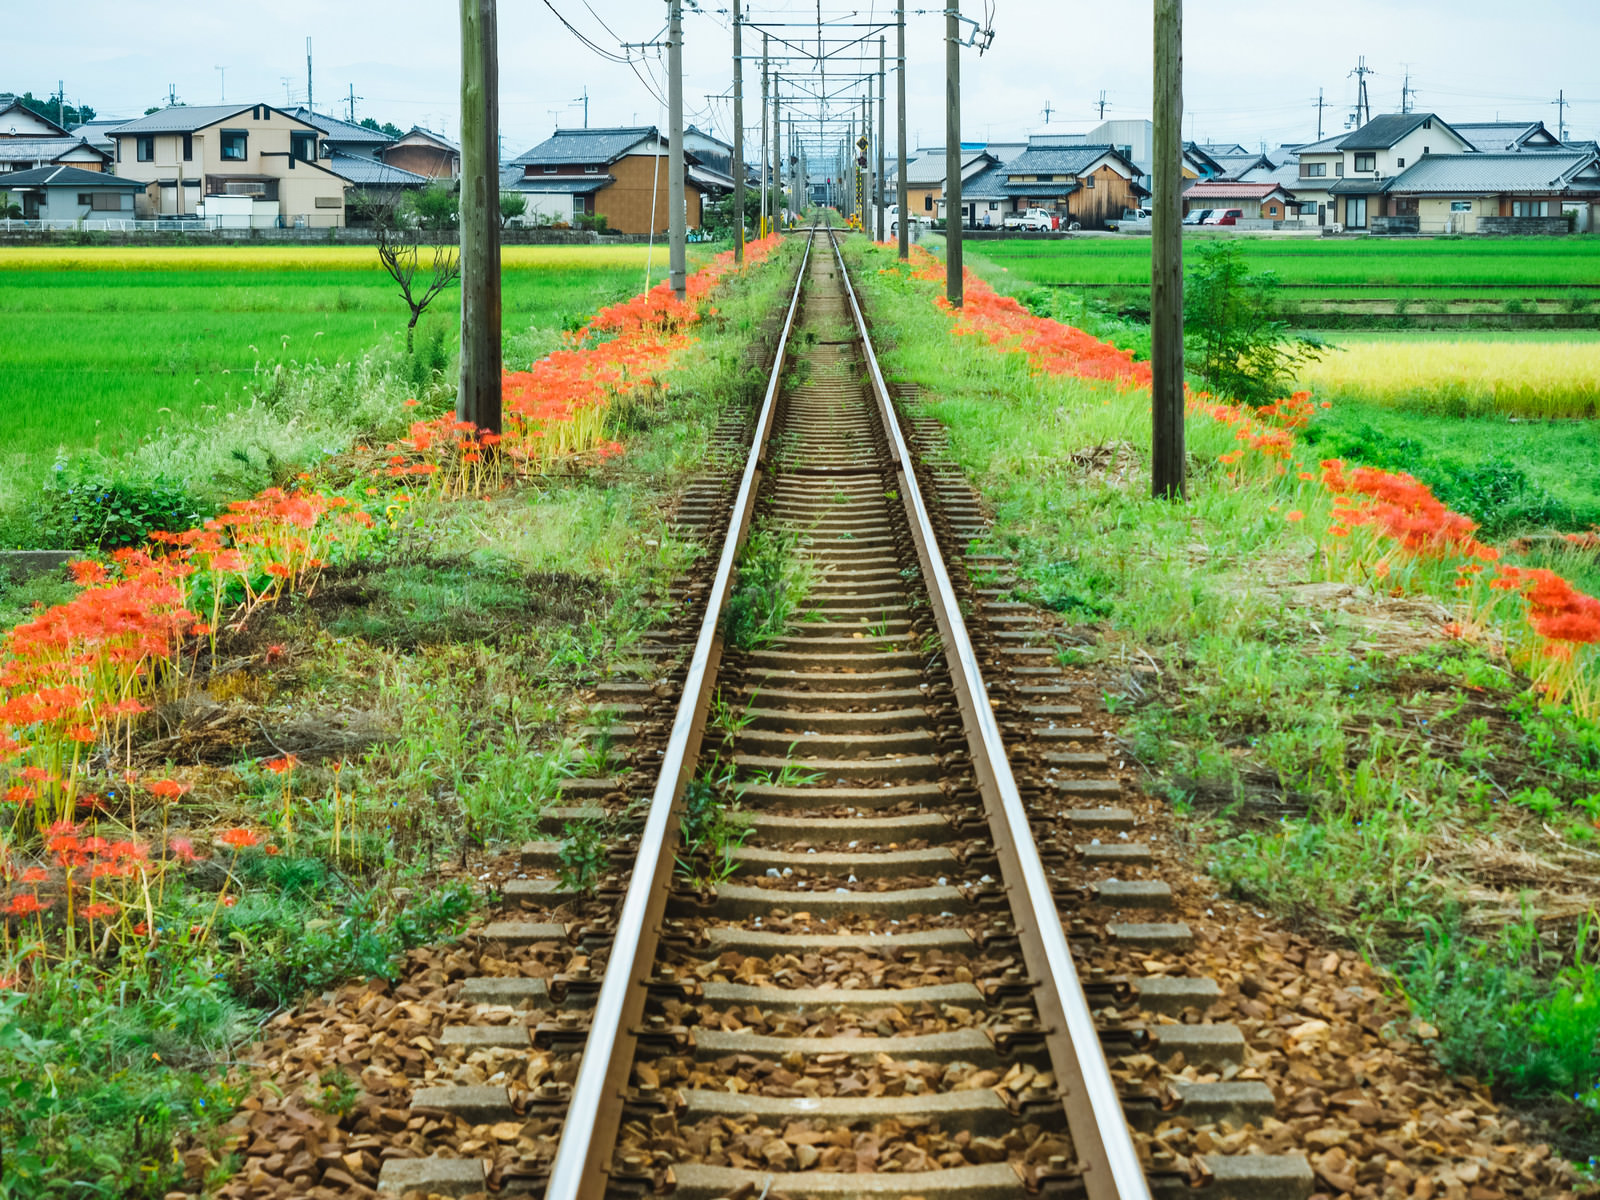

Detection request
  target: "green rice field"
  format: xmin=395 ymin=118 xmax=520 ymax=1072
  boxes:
xmin=0 ymin=245 xmax=664 ymax=476
xmin=965 ymin=234 xmax=1600 ymax=287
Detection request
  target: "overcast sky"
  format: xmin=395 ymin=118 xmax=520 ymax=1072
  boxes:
xmin=6 ymin=1 xmax=1597 ymax=158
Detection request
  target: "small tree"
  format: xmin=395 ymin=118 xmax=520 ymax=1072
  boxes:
xmin=1184 ymin=240 xmax=1323 ymax=407
xmin=499 ymin=192 xmax=527 ymax=228
xmin=406 ymin=182 xmax=459 ymax=232
xmin=370 ymin=187 xmax=460 ymax=353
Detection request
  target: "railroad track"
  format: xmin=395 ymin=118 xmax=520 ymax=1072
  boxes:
xmin=369 ymin=229 xmax=1315 ymax=1200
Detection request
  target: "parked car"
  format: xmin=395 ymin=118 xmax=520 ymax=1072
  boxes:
xmin=1204 ymin=209 xmax=1245 ymax=226
xmin=1108 ymin=208 xmax=1152 ymax=232
xmin=1182 ymin=209 xmax=1213 ymax=226
xmin=1003 ymin=207 xmax=1055 ymax=232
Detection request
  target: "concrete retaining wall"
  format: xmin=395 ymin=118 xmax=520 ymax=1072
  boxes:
xmin=1477 ymin=216 xmax=1569 ymax=236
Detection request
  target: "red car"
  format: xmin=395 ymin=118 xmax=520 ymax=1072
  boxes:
xmin=1204 ymin=208 xmax=1245 ymax=226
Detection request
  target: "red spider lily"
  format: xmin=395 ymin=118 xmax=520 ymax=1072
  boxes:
xmin=20 ymin=867 xmax=48 ymax=883
xmin=148 ymin=779 xmax=189 ymax=800
xmin=5 ymin=893 xmax=48 ymax=916
xmin=169 ymin=837 xmax=199 ymax=862
xmin=81 ymin=902 xmax=118 ymax=921
xmin=262 ymin=755 xmax=299 ymax=775
xmin=220 ymin=828 xmax=261 ymax=849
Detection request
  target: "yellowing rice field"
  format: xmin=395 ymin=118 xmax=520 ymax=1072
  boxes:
xmin=1299 ymin=338 xmax=1600 ymax=419
xmin=0 ymin=244 xmax=664 ymax=271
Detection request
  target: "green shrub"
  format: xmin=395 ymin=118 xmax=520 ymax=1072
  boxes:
xmin=26 ymin=457 xmax=213 ymax=551
xmin=1183 ymin=240 xmax=1324 ymax=406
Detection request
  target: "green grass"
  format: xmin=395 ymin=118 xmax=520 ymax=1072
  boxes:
xmin=964 ymin=235 xmax=1600 ymax=287
xmin=1300 ymin=400 xmax=1600 ymax=553
xmin=845 ymin=235 xmax=1600 ymax=1161
xmin=0 ymin=249 xmax=650 ymax=484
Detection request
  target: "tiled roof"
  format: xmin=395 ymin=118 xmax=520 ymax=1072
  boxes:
xmin=288 ymin=107 xmax=393 ymax=145
xmin=1184 ymin=180 xmax=1288 ymax=199
xmin=503 ymin=174 xmax=612 ymax=195
xmin=998 ymin=144 xmax=1126 ymax=176
xmin=1450 ymin=121 xmax=1567 ymax=152
xmin=510 ymin=127 xmax=657 ymax=166
xmin=0 ymin=164 xmax=144 ymax=188
xmin=1382 ymin=151 xmax=1600 ymax=194
xmin=396 ymin=126 xmax=460 ymax=153
xmin=0 ymin=136 xmax=109 ymax=161
xmin=1338 ymin=113 xmax=1469 ymax=151
xmin=109 ymin=105 xmax=261 ymax=134
xmin=325 ymin=152 xmax=428 ymax=186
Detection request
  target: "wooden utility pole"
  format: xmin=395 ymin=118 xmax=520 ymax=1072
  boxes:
xmin=1151 ymin=0 xmax=1185 ymax=499
xmin=760 ymin=37 xmax=770 ymax=236
xmin=732 ymin=0 xmax=745 ymax=261
xmin=877 ymin=36 xmax=887 ymax=241
xmin=457 ymin=0 xmax=502 ymax=434
xmin=667 ymin=0 xmax=687 ymax=299
xmin=897 ymin=2 xmax=909 ymax=259
xmin=945 ymin=0 xmax=963 ymax=307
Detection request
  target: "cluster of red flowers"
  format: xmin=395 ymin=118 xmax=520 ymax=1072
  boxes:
xmin=391 ymin=234 xmax=785 ymax=489
xmin=1321 ymin=459 xmax=1500 ymax=561
xmin=1 ymin=814 xmax=270 ymax=963
xmin=0 ymin=488 xmax=373 ymax=835
xmin=906 ymin=248 xmax=1152 ymax=387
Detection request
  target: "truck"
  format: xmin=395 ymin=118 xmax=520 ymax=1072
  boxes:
xmin=1003 ymin=207 xmax=1055 ymax=232
xmin=1108 ymin=208 xmax=1152 ymax=232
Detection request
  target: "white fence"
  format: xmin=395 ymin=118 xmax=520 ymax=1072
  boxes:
xmin=0 ymin=217 xmax=225 ymax=233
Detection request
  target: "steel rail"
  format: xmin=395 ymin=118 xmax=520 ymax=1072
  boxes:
xmin=826 ymin=229 xmax=1154 ymax=1200
xmin=544 ymin=228 xmax=815 ymax=1200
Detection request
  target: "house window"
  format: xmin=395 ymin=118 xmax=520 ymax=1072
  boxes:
xmin=1300 ymin=162 xmax=1326 ymax=178
xmin=78 ymin=193 xmax=92 ymax=205
xmin=136 ymin=136 xmax=154 ymax=162
xmin=1335 ymin=161 xmax=1344 ymax=176
xmin=572 ymin=196 xmax=586 ymax=216
xmin=583 ymin=164 xmax=599 ymax=174
xmin=1346 ymin=196 xmax=1368 ymax=227
xmin=1353 ymin=153 xmax=1375 ymax=172
xmin=542 ymin=165 xmax=557 ymax=174
xmin=1513 ymin=200 xmax=1551 ymax=217
xmin=923 ymin=195 xmax=932 ymax=211
xmin=1423 ymin=147 xmax=1430 ymax=155
xmin=220 ymin=131 xmax=248 ymax=161
xmin=1394 ymin=198 xmax=1419 ymax=215
xmin=1450 ymin=201 xmax=1472 ymax=212
xmin=182 ymin=133 xmax=193 ymax=161
xmin=1423 ymin=119 xmax=1433 ymax=130
xmin=291 ymin=131 xmax=316 ymax=162
xmin=91 ymin=192 xmax=120 ymax=211
xmin=1396 ymin=157 xmax=1405 ymax=168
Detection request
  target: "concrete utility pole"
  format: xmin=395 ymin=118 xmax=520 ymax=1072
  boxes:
xmin=773 ymin=79 xmax=782 ymax=224
xmin=945 ymin=0 xmax=963 ymax=307
xmin=1554 ymin=90 xmax=1570 ymax=141
xmin=458 ymin=0 xmax=502 ymax=434
xmin=668 ymin=0 xmax=687 ymax=300
xmin=306 ymin=38 xmax=314 ymax=113
xmin=1316 ymin=88 xmax=1326 ymax=141
xmin=1151 ymin=0 xmax=1184 ymax=500
xmin=877 ymin=36 xmax=887 ymax=241
xmin=732 ymin=0 xmax=745 ymax=261
xmin=760 ymin=36 xmax=770 ymax=236
xmin=897 ymin=2 xmax=909 ymax=259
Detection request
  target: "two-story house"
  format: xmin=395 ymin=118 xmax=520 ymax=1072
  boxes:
xmin=1292 ymin=113 xmax=1474 ymax=229
xmin=962 ymin=138 xmax=1146 ymax=229
xmin=502 ymin=126 xmax=727 ymax=233
xmin=109 ymin=104 xmax=348 ymax=226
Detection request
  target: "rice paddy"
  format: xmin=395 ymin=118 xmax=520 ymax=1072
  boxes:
xmin=1300 ymin=337 xmax=1600 ymax=418
xmin=0 ymin=244 xmax=674 ymax=481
